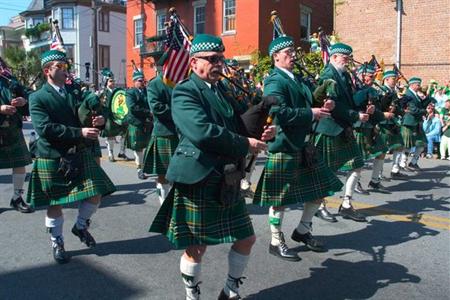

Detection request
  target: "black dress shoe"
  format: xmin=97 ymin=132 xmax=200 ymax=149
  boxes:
xmin=315 ymin=207 xmax=338 ymax=223
xmin=218 ymin=289 xmax=241 ymax=300
xmin=390 ymin=171 xmax=408 ymax=179
xmin=269 ymin=233 xmax=301 ymax=262
xmin=408 ymin=162 xmax=421 ymax=170
xmin=10 ymin=196 xmax=34 ymax=213
xmin=108 ymin=156 xmax=116 ymax=162
xmin=379 ymin=175 xmax=391 ymax=182
xmin=71 ymin=225 xmax=96 ymax=248
xmin=291 ymin=229 xmax=326 ymax=252
xmin=354 ymin=182 xmax=370 ymax=195
xmin=118 ymin=153 xmax=133 ymax=161
xmin=368 ymin=181 xmax=391 ymax=193
xmin=52 ymin=238 xmax=70 ymax=264
xmin=339 ymin=204 xmax=367 ymax=222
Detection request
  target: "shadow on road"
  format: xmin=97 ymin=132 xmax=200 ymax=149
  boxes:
xmin=0 ymin=260 xmax=144 ymax=299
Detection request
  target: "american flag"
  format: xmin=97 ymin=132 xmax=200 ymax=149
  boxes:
xmin=0 ymin=57 xmax=12 ymax=78
xmin=162 ymin=15 xmax=191 ymax=86
xmin=319 ymin=31 xmax=330 ymax=65
xmin=50 ymin=32 xmax=65 ymax=52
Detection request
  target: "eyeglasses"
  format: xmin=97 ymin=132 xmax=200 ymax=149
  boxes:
xmin=279 ymin=48 xmax=296 ymax=55
xmin=51 ymin=63 xmax=68 ymax=71
xmin=136 ymin=79 xmax=144 ymax=82
xmin=195 ymin=55 xmax=225 ymax=64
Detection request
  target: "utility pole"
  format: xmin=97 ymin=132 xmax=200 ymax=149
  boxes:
xmin=92 ymin=0 xmax=99 ymax=89
xmin=140 ymin=0 xmax=145 ymax=70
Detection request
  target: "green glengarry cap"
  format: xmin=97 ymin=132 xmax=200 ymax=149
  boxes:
xmin=357 ymin=65 xmax=375 ymax=74
xmin=101 ymin=67 xmax=114 ymax=79
xmin=329 ymin=42 xmax=352 ymax=56
xmin=132 ymin=70 xmax=144 ymax=81
xmin=383 ymin=70 xmax=396 ymax=80
xmin=225 ymin=59 xmax=239 ymax=67
xmin=189 ymin=34 xmax=225 ymax=55
xmin=268 ymin=36 xmax=294 ymax=57
xmin=41 ymin=50 xmax=67 ymax=66
xmin=408 ymin=77 xmax=422 ymax=85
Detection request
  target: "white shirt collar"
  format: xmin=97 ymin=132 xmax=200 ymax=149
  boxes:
xmin=49 ymin=82 xmax=65 ymax=96
xmin=277 ymin=67 xmax=295 ymax=81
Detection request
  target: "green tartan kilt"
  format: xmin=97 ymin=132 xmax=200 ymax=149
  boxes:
xmin=150 ymin=172 xmax=254 ymax=249
xmin=26 ymin=149 xmax=116 ymax=208
xmin=315 ymin=133 xmax=364 ymax=172
xmin=89 ymin=139 xmax=102 ymax=158
xmin=379 ymin=125 xmax=403 ymax=151
xmin=0 ymin=128 xmax=32 ymax=169
xmin=354 ymin=128 xmax=388 ymax=160
xmin=401 ymin=125 xmax=427 ymax=148
xmin=143 ymin=135 xmax=179 ymax=176
xmin=253 ymin=151 xmax=343 ymax=207
xmin=126 ymin=123 xmax=152 ymax=151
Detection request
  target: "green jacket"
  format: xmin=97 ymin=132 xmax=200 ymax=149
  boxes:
xmin=29 ymin=83 xmax=91 ymax=158
xmin=166 ymin=73 xmax=249 ymax=184
xmin=146 ymin=75 xmax=176 ymax=136
xmin=379 ymin=85 xmax=401 ymax=126
xmin=126 ymin=87 xmax=152 ymax=127
xmin=401 ymin=88 xmax=430 ymax=127
xmin=0 ymin=77 xmax=29 ymax=129
xmin=352 ymin=86 xmax=385 ymax=128
xmin=315 ymin=64 xmax=360 ymax=136
xmin=263 ymin=67 xmax=313 ymax=153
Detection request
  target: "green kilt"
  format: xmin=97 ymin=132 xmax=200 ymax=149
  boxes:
xmin=26 ymin=149 xmax=116 ymax=208
xmin=0 ymin=128 xmax=32 ymax=169
xmin=354 ymin=128 xmax=388 ymax=160
xmin=149 ymin=172 xmax=254 ymax=249
xmin=315 ymin=133 xmax=364 ymax=172
xmin=90 ymin=139 xmax=102 ymax=158
xmin=143 ymin=135 xmax=179 ymax=176
xmin=126 ymin=123 xmax=152 ymax=151
xmin=253 ymin=151 xmax=343 ymax=207
xmin=401 ymin=125 xmax=427 ymax=148
xmin=379 ymin=125 xmax=403 ymax=151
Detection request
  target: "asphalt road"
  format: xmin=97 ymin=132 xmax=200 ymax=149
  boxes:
xmin=0 ymin=122 xmax=449 ymax=300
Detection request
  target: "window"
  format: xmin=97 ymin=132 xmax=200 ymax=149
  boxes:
xmin=156 ymin=14 xmax=166 ymax=36
xmin=134 ymin=18 xmax=143 ymax=47
xmin=194 ymin=6 xmax=205 ymax=34
xmin=223 ymin=0 xmax=235 ymax=33
xmin=300 ymin=5 xmax=312 ymax=40
xmin=99 ymin=45 xmax=110 ymax=69
xmin=62 ymin=8 xmax=74 ymax=29
xmin=99 ymin=11 xmax=110 ymax=32
xmin=31 ymin=17 xmax=44 ymax=27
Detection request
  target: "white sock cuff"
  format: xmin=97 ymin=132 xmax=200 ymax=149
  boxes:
xmin=45 ymin=215 xmax=64 ymax=228
xmin=180 ymin=256 xmax=201 ymax=278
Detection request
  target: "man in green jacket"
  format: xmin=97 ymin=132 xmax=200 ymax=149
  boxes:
xmin=0 ymin=57 xmax=33 ymax=213
xmin=253 ymin=36 xmax=343 ymax=261
xmin=27 ymin=50 xmax=116 ymax=264
xmin=126 ymin=70 xmax=153 ymax=179
xmin=314 ymin=43 xmax=370 ymax=223
xmin=143 ymin=72 xmax=178 ymax=204
xmin=150 ymin=34 xmax=274 ymax=300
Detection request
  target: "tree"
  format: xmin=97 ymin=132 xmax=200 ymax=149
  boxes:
xmin=4 ymin=47 xmax=43 ymax=89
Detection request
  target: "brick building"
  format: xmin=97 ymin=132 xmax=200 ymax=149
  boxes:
xmin=126 ymin=0 xmax=333 ymax=85
xmin=335 ymin=0 xmax=450 ymax=84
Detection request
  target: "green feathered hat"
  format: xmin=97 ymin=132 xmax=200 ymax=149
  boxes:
xmin=268 ymin=36 xmax=294 ymax=57
xmin=41 ymin=50 xmax=67 ymax=66
xmin=329 ymin=42 xmax=352 ymax=56
xmin=408 ymin=77 xmax=422 ymax=85
xmin=189 ymin=34 xmax=225 ymax=55
xmin=383 ymin=70 xmax=396 ymax=80
xmin=132 ymin=69 xmax=144 ymax=81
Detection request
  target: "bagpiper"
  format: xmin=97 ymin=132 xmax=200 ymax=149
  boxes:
xmin=143 ymin=71 xmax=178 ymax=204
xmin=0 ymin=57 xmax=33 ymax=213
xmin=125 ymin=69 xmax=153 ymax=179
xmin=27 ymin=50 xmax=116 ymax=264
xmin=149 ymin=34 xmax=273 ymax=300
xmin=253 ymin=35 xmax=343 ymax=261
xmin=314 ymin=43 xmax=370 ymax=223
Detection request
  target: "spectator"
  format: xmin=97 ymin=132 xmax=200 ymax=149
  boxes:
xmin=439 ymin=99 xmax=450 ymax=160
xmin=434 ymin=86 xmax=448 ymax=110
xmin=423 ymin=104 xmax=441 ymax=158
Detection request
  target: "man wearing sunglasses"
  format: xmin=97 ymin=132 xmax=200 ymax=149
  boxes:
xmin=125 ymin=69 xmax=153 ymax=180
xmin=27 ymin=50 xmax=116 ymax=264
xmin=253 ymin=35 xmax=343 ymax=262
xmin=150 ymin=34 xmax=274 ymax=300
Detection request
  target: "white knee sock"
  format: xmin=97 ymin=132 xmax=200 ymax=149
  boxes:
xmin=344 ymin=170 xmax=361 ymax=200
xmin=296 ymin=201 xmax=321 ymax=234
xmin=134 ymin=151 xmax=144 ymax=168
xmin=371 ymin=159 xmax=384 ymax=182
xmin=119 ymin=136 xmax=126 ymax=154
xmin=269 ymin=206 xmax=284 ymax=246
xmin=76 ymin=201 xmax=99 ymax=230
xmin=106 ymin=138 xmax=115 ymax=156
xmin=224 ymin=249 xmax=250 ymax=298
xmin=12 ymin=173 xmax=26 ymax=200
xmin=46 ymin=215 xmax=64 ymax=247
xmin=156 ymin=182 xmax=172 ymax=205
xmin=392 ymin=151 xmax=402 ymax=173
xmin=180 ymin=256 xmax=202 ymax=300
xmin=400 ymin=152 xmax=408 ymax=168
xmin=411 ymin=146 xmax=424 ymax=164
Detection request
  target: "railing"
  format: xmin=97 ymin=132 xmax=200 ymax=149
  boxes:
xmin=140 ymin=35 xmax=166 ymax=58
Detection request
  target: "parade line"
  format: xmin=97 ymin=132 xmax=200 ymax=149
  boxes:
xmin=101 ymin=156 xmax=450 ymax=231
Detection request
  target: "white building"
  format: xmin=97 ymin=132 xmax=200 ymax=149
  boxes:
xmin=20 ymin=0 xmax=126 ymax=86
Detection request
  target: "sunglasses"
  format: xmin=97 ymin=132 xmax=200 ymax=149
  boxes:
xmin=51 ymin=63 xmax=68 ymax=71
xmin=195 ymin=55 xmax=225 ymax=64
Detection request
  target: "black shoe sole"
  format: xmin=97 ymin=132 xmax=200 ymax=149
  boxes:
xmin=340 ymin=214 xmax=367 ymax=222
xmin=269 ymin=248 xmax=301 ymax=262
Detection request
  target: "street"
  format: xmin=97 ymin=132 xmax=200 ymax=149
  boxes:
xmin=1 ymin=123 xmax=449 ymax=300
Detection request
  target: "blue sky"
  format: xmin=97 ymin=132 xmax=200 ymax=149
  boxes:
xmin=0 ymin=0 xmax=30 ymax=26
